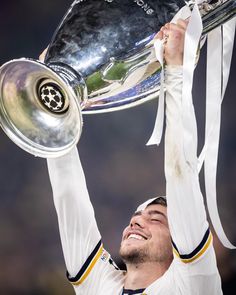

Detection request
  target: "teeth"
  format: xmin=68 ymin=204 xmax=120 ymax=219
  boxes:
xmin=128 ymin=234 xmax=145 ymax=240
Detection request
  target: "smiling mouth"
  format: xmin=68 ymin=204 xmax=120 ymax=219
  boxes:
xmin=127 ymin=233 xmax=147 ymax=241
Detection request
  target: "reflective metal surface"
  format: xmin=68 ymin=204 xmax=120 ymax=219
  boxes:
xmin=0 ymin=59 xmax=82 ymax=157
xmin=46 ymin=0 xmax=185 ymax=113
xmin=45 ymin=0 xmax=236 ymax=113
xmin=0 ymin=0 xmax=235 ymax=157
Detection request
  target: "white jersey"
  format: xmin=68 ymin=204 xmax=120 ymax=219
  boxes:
xmin=47 ymin=67 xmax=222 ymax=295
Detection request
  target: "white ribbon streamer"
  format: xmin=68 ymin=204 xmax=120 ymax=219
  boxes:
xmin=146 ymin=6 xmax=192 ymax=147
xmin=222 ymin=19 xmax=236 ymax=96
xmin=201 ymin=19 xmax=236 ymax=249
xmin=182 ymin=12 xmax=236 ymax=248
xmin=181 ymin=2 xmax=203 ymax=167
xmin=198 ymin=18 xmax=236 ymax=173
xmin=146 ymin=40 xmax=165 ymax=146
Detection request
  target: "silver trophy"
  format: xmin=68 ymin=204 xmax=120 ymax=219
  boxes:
xmin=0 ymin=0 xmax=235 ymax=157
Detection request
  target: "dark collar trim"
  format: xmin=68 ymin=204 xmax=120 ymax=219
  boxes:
xmin=122 ymin=288 xmax=145 ymax=294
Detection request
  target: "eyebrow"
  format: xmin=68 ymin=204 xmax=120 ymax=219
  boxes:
xmin=132 ymin=209 xmax=167 ymax=220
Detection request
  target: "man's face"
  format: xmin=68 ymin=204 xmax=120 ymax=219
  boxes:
xmin=119 ymin=204 xmax=173 ymax=265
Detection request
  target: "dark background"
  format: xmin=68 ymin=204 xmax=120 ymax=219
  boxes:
xmin=0 ymin=1 xmax=235 ymax=294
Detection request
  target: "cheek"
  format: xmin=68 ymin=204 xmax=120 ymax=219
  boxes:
xmin=121 ymin=227 xmax=129 ymax=241
xmin=151 ymin=226 xmax=171 ymax=244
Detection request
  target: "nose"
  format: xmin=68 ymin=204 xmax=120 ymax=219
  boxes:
xmin=130 ymin=213 xmax=145 ymax=229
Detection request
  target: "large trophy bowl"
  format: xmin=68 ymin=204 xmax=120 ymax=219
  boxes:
xmin=0 ymin=0 xmax=235 ymax=157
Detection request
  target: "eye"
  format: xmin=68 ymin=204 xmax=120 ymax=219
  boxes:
xmin=151 ymin=218 xmax=160 ymax=222
xmin=150 ymin=214 xmax=166 ymax=224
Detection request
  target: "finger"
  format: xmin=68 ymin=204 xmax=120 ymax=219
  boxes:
xmin=154 ymin=31 xmax=164 ymax=40
xmin=168 ymin=23 xmax=185 ymax=32
xmin=162 ymin=24 xmax=185 ymax=38
xmin=164 ymin=23 xmax=171 ymax=30
xmin=160 ymin=25 xmax=166 ymax=33
xmin=162 ymin=28 xmax=170 ymax=37
xmin=176 ymin=19 xmax=188 ymax=30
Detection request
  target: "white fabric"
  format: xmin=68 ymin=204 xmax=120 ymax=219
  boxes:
xmin=146 ymin=39 xmax=165 ymax=146
xmin=46 ymin=68 xmax=222 ymax=294
xmin=146 ymin=5 xmax=192 ymax=147
xmin=147 ymin=1 xmax=236 ymax=249
xmin=164 ymin=66 xmax=207 ymax=252
xmin=47 ymin=148 xmax=102 ymax=277
xmin=136 ymin=196 xmax=164 ymax=212
xmin=201 ymin=18 xmax=236 ymax=249
xmin=181 ymin=1 xmax=202 ymax=166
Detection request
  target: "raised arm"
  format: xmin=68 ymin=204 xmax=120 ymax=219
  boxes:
xmin=162 ymin=20 xmax=222 ymax=291
xmin=47 ymin=147 xmax=101 ymax=278
xmin=39 ymin=46 xmax=102 ymax=279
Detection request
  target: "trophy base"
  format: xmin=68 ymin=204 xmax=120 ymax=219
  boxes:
xmin=0 ymin=58 xmax=83 ymax=158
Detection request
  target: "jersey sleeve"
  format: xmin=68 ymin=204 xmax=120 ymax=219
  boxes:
xmin=47 ymin=147 xmax=124 ymax=293
xmin=164 ymin=66 xmax=213 ymax=265
xmin=47 ymin=147 xmax=102 ymax=280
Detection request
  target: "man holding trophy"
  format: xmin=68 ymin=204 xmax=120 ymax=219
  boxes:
xmin=1 ymin=0 xmax=235 ymax=293
xmin=44 ymin=18 xmax=223 ymax=294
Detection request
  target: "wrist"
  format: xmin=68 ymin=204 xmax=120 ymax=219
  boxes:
xmin=165 ymin=65 xmax=183 ymax=72
xmin=164 ymin=65 xmax=183 ymax=82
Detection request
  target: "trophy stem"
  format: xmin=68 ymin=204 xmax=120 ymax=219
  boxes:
xmin=47 ymin=62 xmax=88 ymax=109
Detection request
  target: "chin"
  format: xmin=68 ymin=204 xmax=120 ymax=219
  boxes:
xmin=120 ymin=240 xmax=143 ymax=253
xmin=119 ymin=242 xmax=148 ymax=264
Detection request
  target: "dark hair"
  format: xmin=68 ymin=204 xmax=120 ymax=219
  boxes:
xmin=147 ymin=196 xmax=167 ymax=207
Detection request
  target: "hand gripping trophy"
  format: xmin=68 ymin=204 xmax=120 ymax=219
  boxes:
xmin=0 ymin=0 xmax=235 ymax=158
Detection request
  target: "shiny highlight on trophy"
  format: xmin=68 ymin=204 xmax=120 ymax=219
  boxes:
xmin=0 ymin=0 xmax=235 ymax=157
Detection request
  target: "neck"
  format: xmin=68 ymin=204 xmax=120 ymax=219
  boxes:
xmin=124 ymin=260 xmax=170 ymax=290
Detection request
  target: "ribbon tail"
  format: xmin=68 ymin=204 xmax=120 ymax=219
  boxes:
xmin=146 ymin=40 xmax=165 ymax=146
xmin=181 ymin=2 xmax=202 ymax=164
xmin=204 ymin=23 xmax=236 ymax=249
